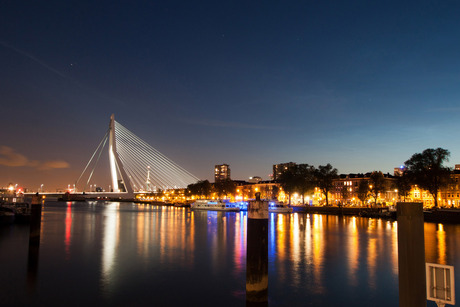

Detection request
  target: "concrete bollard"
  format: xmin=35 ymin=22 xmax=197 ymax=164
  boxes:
xmin=397 ymin=202 xmax=426 ymax=307
xmin=246 ymin=192 xmax=269 ymax=306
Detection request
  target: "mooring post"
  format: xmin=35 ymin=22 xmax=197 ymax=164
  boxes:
xmin=397 ymin=202 xmax=426 ymax=307
xmin=246 ymin=192 xmax=269 ymax=306
xmin=27 ymin=193 xmax=42 ymax=290
xmin=29 ymin=193 xmax=42 ymax=246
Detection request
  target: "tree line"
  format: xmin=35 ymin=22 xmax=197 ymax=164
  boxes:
xmin=397 ymin=147 xmax=452 ymax=208
xmin=278 ymin=147 xmax=453 ymax=207
xmin=186 ymin=147 xmax=454 ymax=208
xmin=186 ymin=179 xmax=237 ymax=199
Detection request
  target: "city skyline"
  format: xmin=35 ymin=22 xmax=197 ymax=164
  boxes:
xmin=2 ymin=1 xmax=460 ymax=190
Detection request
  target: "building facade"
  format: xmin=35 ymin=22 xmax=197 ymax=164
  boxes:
xmin=330 ymin=173 xmax=397 ymax=206
xmin=214 ymin=164 xmax=231 ymax=182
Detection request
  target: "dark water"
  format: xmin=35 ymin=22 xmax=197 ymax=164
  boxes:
xmin=1 ymin=201 xmax=459 ymax=306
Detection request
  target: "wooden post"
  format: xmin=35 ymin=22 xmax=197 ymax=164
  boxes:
xmin=246 ymin=192 xmax=268 ymax=306
xmin=397 ymin=202 xmax=426 ymax=307
xmin=29 ymin=193 xmax=42 ymax=246
xmin=27 ymin=193 xmax=42 ymax=290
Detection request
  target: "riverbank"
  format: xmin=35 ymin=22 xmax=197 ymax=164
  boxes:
xmin=293 ymin=205 xmax=460 ymax=224
xmin=294 ymin=205 xmax=394 ymax=218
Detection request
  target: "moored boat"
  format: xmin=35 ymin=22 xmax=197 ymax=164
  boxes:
xmin=269 ymin=201 xmax=293 ymax=213
xmin=191 ymin=200 xmax=240 ymax=211
xmin=234 ymin=201 xmax=248 ymax=211
xmin=174 ymin=202 xmax=190 ymax=208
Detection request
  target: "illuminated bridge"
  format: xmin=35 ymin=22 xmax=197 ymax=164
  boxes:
xmin=75 ymin=114 xmax=199 ymax=198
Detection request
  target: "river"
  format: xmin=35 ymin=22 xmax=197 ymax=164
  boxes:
xmin=0 ymin=201 xmax=459 ymax=306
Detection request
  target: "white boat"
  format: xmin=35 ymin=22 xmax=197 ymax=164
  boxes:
xmin=191 ymin=200 xmax=240 ymax=211
xmin=269 ymin=201 xmax=293 ymax=213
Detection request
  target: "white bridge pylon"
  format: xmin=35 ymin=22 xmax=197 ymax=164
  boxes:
xmin=76 ymin=114 xmax=199 ymax=195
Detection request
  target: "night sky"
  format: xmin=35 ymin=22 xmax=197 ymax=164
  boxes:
xmin=1 ymin=1 xmax=460 ymax=191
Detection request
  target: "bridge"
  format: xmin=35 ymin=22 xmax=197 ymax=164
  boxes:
xmin=73 ymin=114 xmax=199 ymax=199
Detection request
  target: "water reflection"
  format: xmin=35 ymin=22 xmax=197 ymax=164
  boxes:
xmin=64 ymin=203 xmax=72 ymax=259
xmin=233 ymin=211 xmax=246 ymax=276
xmin=312 ymin=215 xmax=325 ymax=294
xmin=13 ymin=202 xmax=460 ymax=306
xmin=437 ymin=224 xmax=446 ymax=264
xmin=347 ymin=217 xmax=359 ymax=287
xmin=101 ymin=202 xmax=119 ymax=293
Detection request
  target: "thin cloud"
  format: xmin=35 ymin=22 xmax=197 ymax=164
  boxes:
xmin=0 ymin=146 xmax=29 ymax=167
xmin=38 ymin=161 xmax=70 ymax=170
xmin=0 ymin=146 xmax=70 ymax=170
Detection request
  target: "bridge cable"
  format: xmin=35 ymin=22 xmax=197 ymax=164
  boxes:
xmin=113 ymin=121 xmax=199 ymax=190
xmin=84 ymin=134 xmax=108 ymax=192
xmin=75 ymin=129 xmax=109 ymax=190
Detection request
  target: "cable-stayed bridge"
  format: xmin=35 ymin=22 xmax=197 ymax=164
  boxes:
xmin=75 ymin=114 xmax=199 ymax=198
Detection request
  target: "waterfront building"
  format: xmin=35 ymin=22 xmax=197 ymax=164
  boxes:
xmin=330 ymin=173 xmax=397 ymax=206
xmin=0 ymin=184 xmax=25 ymax=204
xmin=247 ymin=181 xmax=279 ymax=200
xmin=215 ymin=164 xmax=231 ymax=182
xmin=139 ymin=162 xmax=460 ymax=208
xmin=136 ymin=188 xmax=187 ymax=203
xmin=391 ymin=165 xmax=460 ymax=208
xmin=438 ymin=170 xmax=460 ymax=208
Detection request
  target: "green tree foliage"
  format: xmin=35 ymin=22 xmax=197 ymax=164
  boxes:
xmin=314 ymin=164 xmax=339 ymax=206
xmin=278 ymin=168 xmax=298 ymax=205
xmin=340 ymin=184 xmax=349 ymax=205
xmin=404 ymin=148 xmax=452 ymax=208
xmin=271 ymin=185 xmax=280 ymax=200
xmin=296 ymin=164 xmax=316 ymax=204
xmin=357 ymin=180 xmax=369 ymax=206
xmin=368 ymin=171 xmax=387 ymax=207
xmin=214 ymin=179 xmax=236 ymax=199
xmin=187 ymin=180 xmax=212 ymax=199
xmin=278 ymin=164 xmax=316 ymax=205
xmin=395 ymin=172 xmax=411 ymax=202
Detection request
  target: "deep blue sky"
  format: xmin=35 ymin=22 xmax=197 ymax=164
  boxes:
xmin=1 ymin=1 xmax=460 ymax=190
